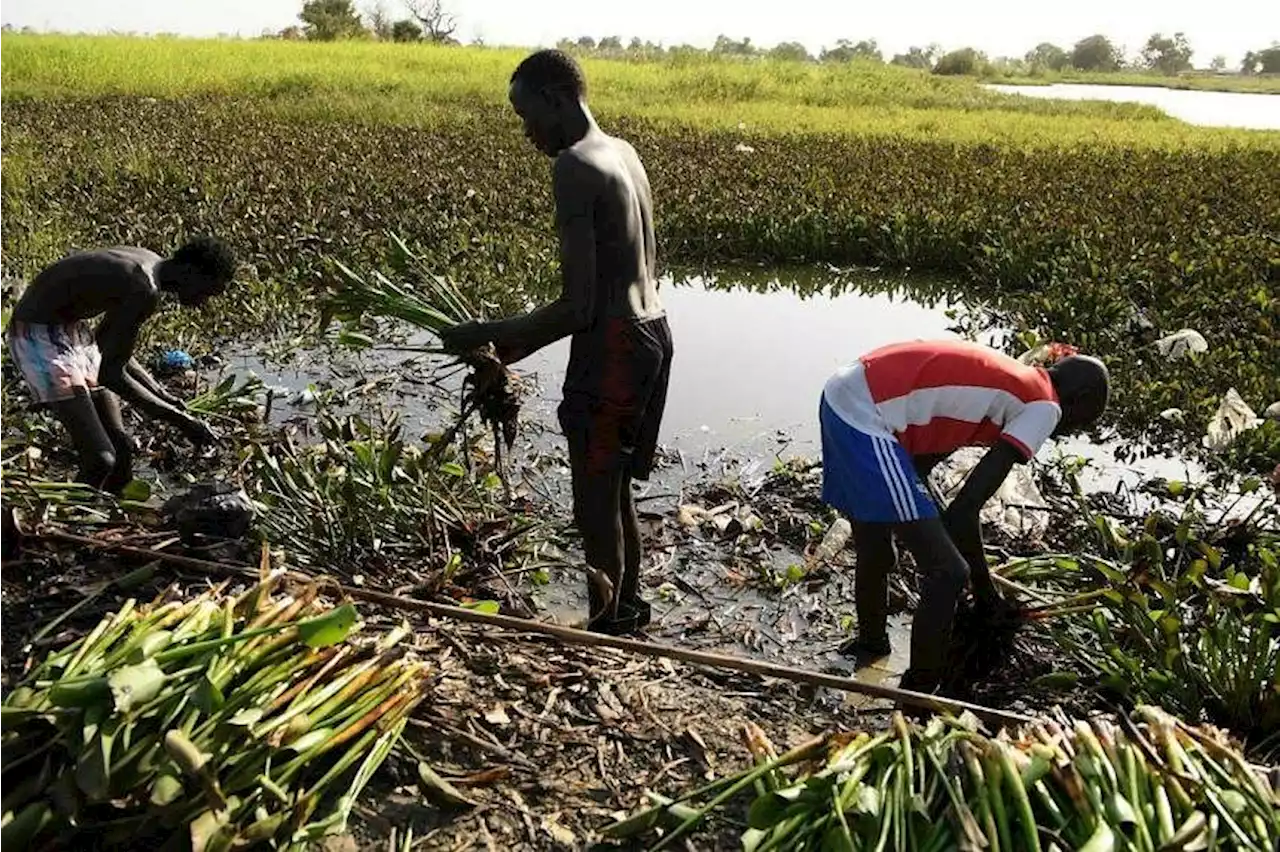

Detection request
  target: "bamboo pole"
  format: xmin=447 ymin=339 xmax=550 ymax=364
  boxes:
xmin=35 ymin=527 xmax=1035 ymax=727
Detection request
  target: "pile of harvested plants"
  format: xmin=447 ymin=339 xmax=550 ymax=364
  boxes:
xmin=1 ymin=574 xmax=427 ymax=851
xmin=608 ymin=708 xmax=1280 ymax=851
xmin=240 ymin=406 xmax=550 ymax=590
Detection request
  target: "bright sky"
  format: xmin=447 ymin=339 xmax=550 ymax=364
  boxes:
xmin=2 ymin=0 xmax=1275 ymax=66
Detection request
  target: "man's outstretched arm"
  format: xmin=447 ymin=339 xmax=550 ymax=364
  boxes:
xmin=941 ymin=441 xmax=1023 ymax=601
xmin=96 ymin=297 xmax=215 ymax=444
xmin=127 ymin=358 xmax=185 ymax=408
xmin=442 ymin=156 xmax=598 ymax=359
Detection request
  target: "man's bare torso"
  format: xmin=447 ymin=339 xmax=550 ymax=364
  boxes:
xmin=561 ymin=133 xmax=663 ymax=323
xmin=11 ymin=247 xmax=161 ymax=326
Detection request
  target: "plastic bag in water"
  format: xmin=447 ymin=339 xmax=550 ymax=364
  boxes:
xmin=1154 ymin=329 xmax=1208 ymax=360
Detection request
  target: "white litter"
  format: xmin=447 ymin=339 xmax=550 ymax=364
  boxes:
xmin=1202 ymin=388 xmax=1261 ymax=452
xmin=931 ymin=447 xmax=1050 ymax=540
xmin=1155 ymin=329 xmax=1209 ymax=360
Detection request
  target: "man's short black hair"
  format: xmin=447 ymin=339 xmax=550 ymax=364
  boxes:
xmin=173 ymin=236 xmax=236 ymax=282
xmin=511 ymin=49 xmax=587 ymax=98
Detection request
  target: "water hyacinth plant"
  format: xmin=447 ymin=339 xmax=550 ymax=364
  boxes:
xmin=322 ymin=233 xmax=521 ymax=449
xmin=1000 ymin=484 xmax=1280 ymax=753
xmin=0 ymin=575 xmax=427 ymax=851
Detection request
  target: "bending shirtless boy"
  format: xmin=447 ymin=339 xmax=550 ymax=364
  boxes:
xmin=6 ymin=239 xmax=236 ymax=493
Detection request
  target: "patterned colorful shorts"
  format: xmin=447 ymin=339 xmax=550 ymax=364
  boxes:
xmin=5 ymin=320 xmax=102 ymax=403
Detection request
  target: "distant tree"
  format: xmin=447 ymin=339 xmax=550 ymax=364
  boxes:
xmin=820 ymin=39 xmax=882 ymax=63
xmin=668 ymin=43 xmax=705 ymax=60
xmin=1209 ymin=55 xmax=1227 ymax=72
xmin=598 ymin=35 xmax=623 ymax=51
xmin=403 ymin=0 xmax=455 ymax=43
xmin=278 ymin=24 xmax=305 ymax=40
xmin=712 ymin=35 xmax=756 ymax=56
xmin=1141 ymin=32 xmax=1193 ymax=75
xmin=576 ymin=36 xmax=596 ymax=50
xmin=769 ymin=41 xmax=811 ymax=62
xmin=890 ymin=44 xmax=940 ymax=70
xmin=933 ymin=47 xmax=987 ymax=76
xmin=1024 ymin=42 xmax=1069 ymax=72
xmin=364 ymin=1 xmax=393 ymax=39
xmin=988 ymin=56 xmax=1028 ymax=76
xmin=1070 ymin=34 xmax=1123 ymax=71
xmin=299 ymin=0 xmax=368 ymax=40
xmin=391 ymin=18 xmax=421 ymax=41
xmin=1241 ymin=44 xmax=1280 ymax=74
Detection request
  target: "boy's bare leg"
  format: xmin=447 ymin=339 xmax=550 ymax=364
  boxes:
xmin=92 ymin=389 xmax=134 ymax=494
xmin=566 ymin=436 xmax=624 ymax=625
xmin=618 ymin=468 xmax=642 ymax=605
xmin=895 ymin=517 xmax=970 ymax=691
xmin=49 ymin=388 xmax=117 ymax=490
xmin=842 ymin=521 xmax=896 ymax=658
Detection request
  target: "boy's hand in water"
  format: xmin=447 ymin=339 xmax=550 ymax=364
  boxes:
xmin=439 ymin=321 xmax=491 ymax=355
xmin=181 ymin=417 xmax=220 ymax=447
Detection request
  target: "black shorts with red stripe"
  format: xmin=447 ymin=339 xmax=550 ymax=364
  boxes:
xmin=558 ymin=315 xmax=673 ymax=481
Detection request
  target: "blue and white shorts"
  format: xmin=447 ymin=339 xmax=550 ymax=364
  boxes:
xmin=819 ymin=367 xmax=938 ymax=524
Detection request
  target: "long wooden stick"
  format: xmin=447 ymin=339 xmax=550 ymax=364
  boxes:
xmin=34 ymin=527 xmax=1034 ymax=727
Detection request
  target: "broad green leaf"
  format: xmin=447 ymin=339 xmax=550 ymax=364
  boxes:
xmin=190 ymin=800 xmax=237 ymax=852
xmin=150 ymin=773 xmax=185 ymax=806
xmin=49 ymin=676 xmax=111 ymax=709
xmin=297 ymin=604 xmax=359 ymax=648
xmin=195 ymin=676 xmax=226 ymax=714
xmin=747 ymin=790 xmax=795 ymax=830
xmin=439 ymin=462 xmax=467 ymax=478
xmin=108 ymin=659 xmax=165 ymax=713
xmin=129 ymin=630 xmax=174 ymax=663
xmin=75 ymin=724 xmax=113 ymax=802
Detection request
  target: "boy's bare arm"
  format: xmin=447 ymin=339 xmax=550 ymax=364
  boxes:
xmin=443 ymin=156 xmax=598 ymax=355
xmin=941 ymin=441 xmax=1022 ymax=599
xmin=96 ymin=283 xmax=212 ymax=442
xmin=127 ymin=358 xmax=185 ymax=408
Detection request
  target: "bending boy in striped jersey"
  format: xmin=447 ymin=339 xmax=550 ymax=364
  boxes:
xmin=819 ymin=339 xmax=1109 ymax=695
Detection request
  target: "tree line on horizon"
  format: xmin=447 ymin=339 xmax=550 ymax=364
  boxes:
xmin=6 ymin=0 xmax=1279 ymax=77
xmin=286 ymin=1 xmax=1280 ymax=77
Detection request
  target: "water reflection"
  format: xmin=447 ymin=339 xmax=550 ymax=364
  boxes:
xmin=519 ymin=267 xmax=978 ymax=455
xmin=985 ymin=83 xmax=1280 ymax=130
xmin=221 ymin=265 xmax=1198 ymax=494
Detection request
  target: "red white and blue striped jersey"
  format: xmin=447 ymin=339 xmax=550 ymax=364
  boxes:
xmin=826 ymin=340 xmax=1061 ymax=460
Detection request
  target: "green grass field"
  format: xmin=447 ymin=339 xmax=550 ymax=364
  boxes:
xmin=3 ymin=34 xmax=1278 ymax=148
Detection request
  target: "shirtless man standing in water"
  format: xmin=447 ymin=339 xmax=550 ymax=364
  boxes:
xmin=442 ymin=50 xmax=673 ymax=635
xmin=5 ymin=238 xmax=235 ymax=493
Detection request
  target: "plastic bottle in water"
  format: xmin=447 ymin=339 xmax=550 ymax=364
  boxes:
xmin=811 ymin=517 xmax=852 ymax=565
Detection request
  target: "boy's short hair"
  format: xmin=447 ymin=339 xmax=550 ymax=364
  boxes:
xmin=1051 ymin=355 xmax=1110 ymax=423
xmin=511 ymin=49 xmax=587 ymax=98
xmin=174 ymin=236 xmax=236 ymax=282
